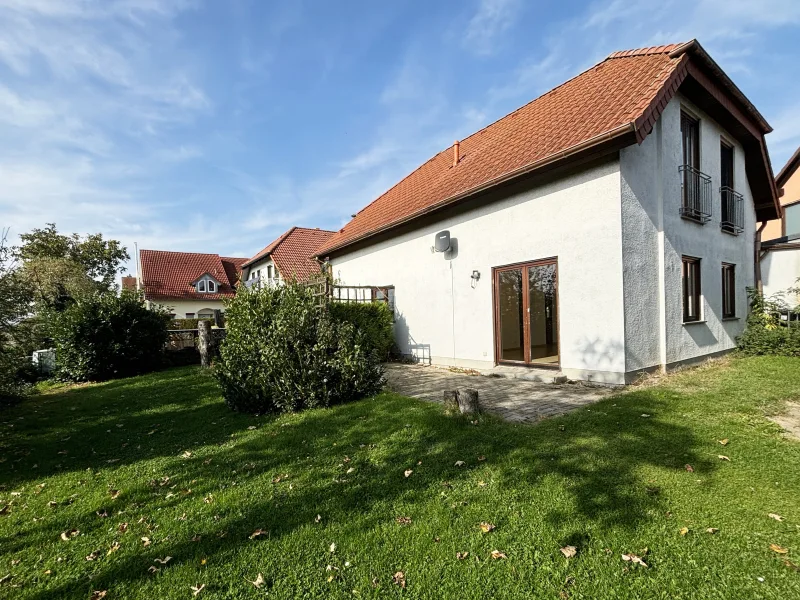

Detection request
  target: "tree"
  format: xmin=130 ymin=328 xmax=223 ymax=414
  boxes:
xmin=0 ymin=228 xmax=32 ymax=352
xmin=15 ymin=223 xmax=129 ymax=310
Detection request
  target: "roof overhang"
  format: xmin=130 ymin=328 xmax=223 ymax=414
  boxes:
xmin=776 ymin=147 xmax=800 ymax=190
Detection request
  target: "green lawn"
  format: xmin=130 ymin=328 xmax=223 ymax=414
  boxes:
xmin=1 ymin=358 xmax=799 ymax=599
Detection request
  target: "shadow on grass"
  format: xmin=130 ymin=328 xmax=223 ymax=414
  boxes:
xmin=0 ymin=367 xmax=713 ymax=598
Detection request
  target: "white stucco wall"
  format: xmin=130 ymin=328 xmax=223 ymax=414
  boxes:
xmin=146 ymin=299 xmax=228 ymax=318
xmin=762 ymin=249 xmax=800 ymax=307
xmin=620 ymin=93 xmax=756 ymax=371
xmin=330 ymin=160 xmax=628 ymax=383
xmin=243 ymin=257 xmax=280 ymax=284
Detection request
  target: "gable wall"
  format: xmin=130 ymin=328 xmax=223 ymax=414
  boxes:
xmin=620 ymin=92 xmax=756 ymax=371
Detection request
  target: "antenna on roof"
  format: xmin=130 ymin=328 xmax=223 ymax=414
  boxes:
xmin=134 ymin=242 xmax=140 ymax=289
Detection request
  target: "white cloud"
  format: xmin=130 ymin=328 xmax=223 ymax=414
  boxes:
xmin=463 ymin=0 xmax=522 ymax=56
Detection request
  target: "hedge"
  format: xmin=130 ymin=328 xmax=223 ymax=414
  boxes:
xmin=328 ymin=301 xmax=394 ymax=360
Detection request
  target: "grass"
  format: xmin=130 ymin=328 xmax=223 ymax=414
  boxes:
xmin=1 ymin=357 xmax=799 ymax=599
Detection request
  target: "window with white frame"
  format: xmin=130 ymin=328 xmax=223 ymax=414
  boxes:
xmin=195 ymin=276 xmax=219 ymax=294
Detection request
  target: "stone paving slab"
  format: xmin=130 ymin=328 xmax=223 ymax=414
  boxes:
xmin=384 ymin=363 xmax=613 ymax=423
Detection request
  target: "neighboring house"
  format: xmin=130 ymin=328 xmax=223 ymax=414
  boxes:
xmin=241 ymin=227 xmax=334 ymax=285
xmin=761 ymin=147 xmax=800 ymax=307
xmin=138 ymin=250 xmax=247 ymax=318
xmin=315 ymin=40 xmax=780 ymax=384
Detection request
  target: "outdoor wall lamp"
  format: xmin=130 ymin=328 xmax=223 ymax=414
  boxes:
xmin=470 ymin=270 xmax=481 ymax=288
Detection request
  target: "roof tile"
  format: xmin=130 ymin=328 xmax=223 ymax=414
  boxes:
xmin=140 ymin=250 xmax=246 ymax=301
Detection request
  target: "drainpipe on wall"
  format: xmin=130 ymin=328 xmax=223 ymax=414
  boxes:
xmin=754 ymin=221 xmax=767 ymax=294
xmin=655 ymin=117 xmax=668 ymax=373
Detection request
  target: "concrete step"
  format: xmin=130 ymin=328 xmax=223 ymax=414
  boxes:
xmin=477 ymin=364 xmax=565 ymax=383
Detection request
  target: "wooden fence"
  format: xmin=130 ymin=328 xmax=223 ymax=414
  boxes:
xmin=302 ymin=277 xmax=395 ymax=311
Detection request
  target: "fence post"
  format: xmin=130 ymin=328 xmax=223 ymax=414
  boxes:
xmin=198 ymin=320 xmax=212 ymax=368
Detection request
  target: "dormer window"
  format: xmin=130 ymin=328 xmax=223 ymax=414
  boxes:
xmin=193 ymin=274 xmax=220 ymax=294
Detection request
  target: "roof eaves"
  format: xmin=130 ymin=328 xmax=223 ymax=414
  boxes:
xmin=241 ymin=227 xmax=297 ymax=268
xmin=776 ymin=147 xmax=800 ymax=188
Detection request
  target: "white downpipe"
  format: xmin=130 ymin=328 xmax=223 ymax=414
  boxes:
xmin=656 ymin=117 xmax=668 ymax=371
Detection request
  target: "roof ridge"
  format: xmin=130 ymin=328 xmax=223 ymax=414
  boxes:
xmin=293 ymin=226 xmax=337 ymax=233
xmin=141 ymin=249 xmax=223 ymax=258
xmin=606 ymin=42 xmax=691 ymax=60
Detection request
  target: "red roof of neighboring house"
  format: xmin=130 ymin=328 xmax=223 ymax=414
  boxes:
xmin=316 ymin=40 xmax=779 ymax=256
xmin=140 ymin=250 xmax=247 ymax=301
xmin=243 ymin=227 xmax=334 ymax=281
xmin=777 ymin=146 xmax=800 ymax=190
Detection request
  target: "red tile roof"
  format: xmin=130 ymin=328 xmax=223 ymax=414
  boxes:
xmin=316 ymin=40 xmax=777 ymax=256
xmin=243 ymin=227 xmax=334 ymax=281
xmin=140 ymin=250 xmax=247 ymax=301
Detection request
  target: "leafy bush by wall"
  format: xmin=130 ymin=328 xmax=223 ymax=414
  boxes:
xmin=214 ymin=283 xmax=384 ymax=414
xmin=328 ymin=301 xmax=394 ymax=360
xmin=51 ymin=291 xmax=171 ymax=382
xmin=736 ymin=288 xmax=800 ymax=356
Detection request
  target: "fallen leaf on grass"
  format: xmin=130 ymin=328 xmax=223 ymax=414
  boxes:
xmin=249 ymin=529 xmax=267 ymax=540
xmin=60 ymin=529 xmax=79 ymax=541
xmin=107 ymin=542 xmax=120 ymax=555
xmin=454 ymin=461 xmax=466 ymax=467
xmin=456 ymin=552 xmax=469 ymax=560
xmin=560 ymin=546 xmax=577 ymax=558
xmin=404 ymin=469 xmax=413 ymax=478
xmin=718 ymin=455 xmax=731 ymax=461
xmin=0 ymin=574 xmax=11 ymax=584
xmin=477 ymin=481 xmax=487 ymax=487
xmin=109 ymin=489 xmax=120 ymax=499
xmin=0 ymin=505 xmax=9 ymax=515
xmin=640 ymin=414 xmax=651 ymax=418
xmin=770 ymin=544 xmax=789 ymax=554
xmin=182 ymin=451 xmax=193 ymax=458
xmin=96 ymin=510 xmax=108 ymax=518
xmin=768 ymin=513 xmax=784 ymax=522
xmin=706 ymin=528 xmax=719 ymax=534
xmin=680 ymin=527 xmax=690 ymax=536
xmin=329 ymin=542 xmax=336 ymax=553
xmin=477 ymin=456 xmax=486 ymax=461
xmin=392 ymin=571 xmax=406 ymax=588
xmin=490 ymin=550 xmax=507 ymax=559
xmin=621 ymin=553 xmax=648 ymax=567
xmin=89 ymin=591 xmax=107 ymax=600
xmin=191 ymin=584 xmax=205 ymax=596
xmin=247 ymin=426 xmax=256 ymax=430
xmin=154 ymin=557 xmax=172 ymax=565
xmin=117 ymin=522 xmax=128 ymax=533
xmin=192 ymin=534 xmax=202 ymax=542
xmin=141 ymin=537 xmax=151 ymax=547
xmin=315 ymin=514 xmax=322 ymax=523
xmin=480 ymin=522 xmax=496 ymax=533
xmin=784 ymin=559 xmax=799 ymax=572
xmin=147 ymin=566 xmax=159 ymax=574
xmin=718 ymin=438 xmax=729 ymax=446
xmin=85 ymin=551 xmax=101 ymax=561
xmin=247 ymin=573 xmax=265 ymax=588
xmin=396 ymin=516 xmax=412 ymax=525
xmin=685 ymin=464 xmax=694 ymax=472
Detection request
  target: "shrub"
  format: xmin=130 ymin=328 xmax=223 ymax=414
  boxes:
xmin=50 ymin=290 xmax=171 ymax=381
xmin=328 ymin=301 xmax=394 ymax=360
xmin=214 ymin=283 xmax=384 ymax=414
xmin=737 ymin=287 xmax=800 ymax=357
xmin=0 ymin=351 xmax=31 ymax=406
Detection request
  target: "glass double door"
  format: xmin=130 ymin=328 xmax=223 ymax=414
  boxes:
xmin=494 ymin=259 xmax=559 ymax=366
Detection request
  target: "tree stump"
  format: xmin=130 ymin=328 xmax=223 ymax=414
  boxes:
xmin=198 ymin=320 xmax=212 ymax=368
xmin=443 ymin=390 xmax=459 ymax=414
xmin=457 ymin=389 xmax=480 ymax=415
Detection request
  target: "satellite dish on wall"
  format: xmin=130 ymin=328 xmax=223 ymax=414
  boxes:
xmin=434 ymin=230 xmax=451 ymax=253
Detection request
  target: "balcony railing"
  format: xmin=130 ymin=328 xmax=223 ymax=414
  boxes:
xmin=679 ymin=164 xmax=712 ymax=223
xmin=720 ymin=186 xmax=744 ymax=234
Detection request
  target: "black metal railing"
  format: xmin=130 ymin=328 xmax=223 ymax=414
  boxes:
xmin=679 ymin=165 xmax=712 ymax=223
xmin=720 ymin=186 xmax=744 ymax=234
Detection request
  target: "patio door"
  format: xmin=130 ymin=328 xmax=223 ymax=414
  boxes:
xmin=493 ymin=258 xmax=559 ymax=367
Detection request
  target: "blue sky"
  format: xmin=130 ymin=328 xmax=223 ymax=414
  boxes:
xmin=0 ymin=0 xmax=798 ymax=275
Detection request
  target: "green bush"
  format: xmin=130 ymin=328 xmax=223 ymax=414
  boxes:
xmin=737 ymin=288 xmax=800 ymax=356
xmin=329 ymin=301 xmax=394 ymax=360
xmin=0 ymin=351 xmax=31 ymax=405
xmin=50 ymin=291 xmax=171 ymax=382
xmin=214 ymin=283 xmax=384 ymax=414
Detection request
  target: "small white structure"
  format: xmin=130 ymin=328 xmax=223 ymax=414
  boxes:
xmin=315 ymin=41 xmax=781 ymax=384
xmin=32 ymin=349 xmax=56 ymax=375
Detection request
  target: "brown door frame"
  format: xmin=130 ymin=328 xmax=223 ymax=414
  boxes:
xmin=491 ymin=257 xmax=560 ymax=368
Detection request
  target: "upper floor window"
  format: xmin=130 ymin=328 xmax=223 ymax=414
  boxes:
xmin=267 ymin=265 xmax=273 ymax=279
xmin=679 ymin=111 xmax=712 ymax=223
xmin=785 ymin=202 xmax=800 ymax=237
xmin=195 ymin=276 xmax=218 ymax=293
xmin=720 ymin=141 xmax=744 ymax=234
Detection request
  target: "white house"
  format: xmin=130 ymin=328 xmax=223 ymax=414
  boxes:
xmin=761 ymin=147 xmax=800 ymax=307
xmin=241 ymin=226 xmax=334 ymax=285
xmin=315 ymin=40 xmax=781 ymax=384
xmin=138 ymin=250 xmax=247 ymax=319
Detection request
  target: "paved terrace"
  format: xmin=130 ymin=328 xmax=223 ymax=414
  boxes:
xmin=384 ymin=363 xmax=614 ymax=423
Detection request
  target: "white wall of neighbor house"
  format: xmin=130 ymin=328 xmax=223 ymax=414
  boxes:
xmin=620 ymin=93 xmax=756 ymax=374
xmin=329 ymin=160 xmax=628 ymax=383
xmin=146 ymin=299 xmax=228 ymax=319
xmin=242 ymin=258 xmax=280 ymax=283
xmin=762 ymin=249 xmax=800 ymax=307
